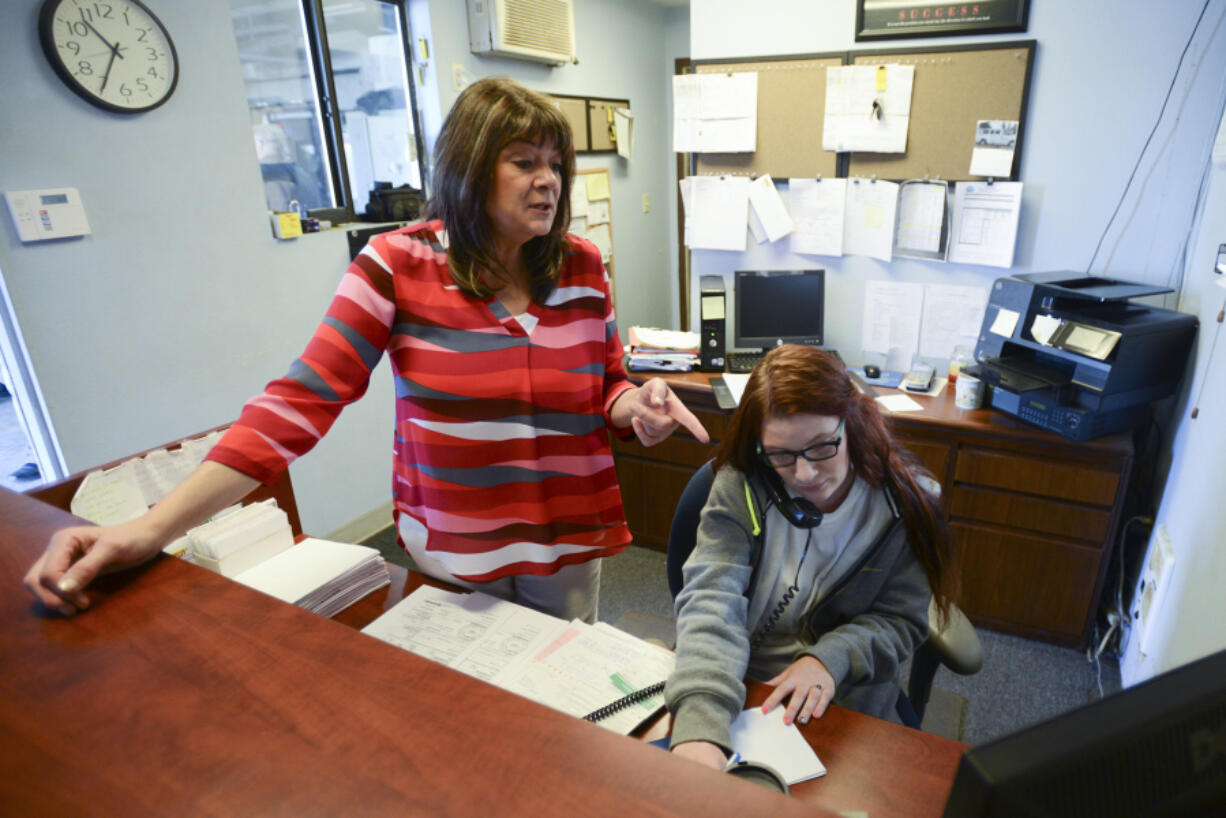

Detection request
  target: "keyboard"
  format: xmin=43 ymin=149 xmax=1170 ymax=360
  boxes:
xmin=727 ymin=351 xmax=764 ymax=373
xmin=726 ymin=348 xmax=842 ymax=374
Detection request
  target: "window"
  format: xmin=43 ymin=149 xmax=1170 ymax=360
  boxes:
xmin=229 ymin=0 xmax=425 ymax=220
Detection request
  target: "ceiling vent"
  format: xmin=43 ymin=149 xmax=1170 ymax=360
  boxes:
xmin=467 ymin=0 xmax=575 ymax=66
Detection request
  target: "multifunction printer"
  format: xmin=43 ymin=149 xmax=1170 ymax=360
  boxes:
xmin=966 ymin=272 xmax=1197 ymax=441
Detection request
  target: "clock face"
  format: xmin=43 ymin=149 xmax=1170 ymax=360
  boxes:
xmin=39 ymin=0 xmax=179 ymax=114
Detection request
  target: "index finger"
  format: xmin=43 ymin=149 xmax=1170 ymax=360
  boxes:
xmin=666 ymin=396 xmax=710 ymax=443
xmin=761 ymin=683 xmax=789 ymax=715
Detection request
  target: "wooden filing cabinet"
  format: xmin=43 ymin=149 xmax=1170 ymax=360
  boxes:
xmin=614 ymin=372 xmax=1134 ymax=649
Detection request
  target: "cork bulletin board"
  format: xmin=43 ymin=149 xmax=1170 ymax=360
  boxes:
xmin=694 ymin=55 xmax=844 ymax=180
xmin=848 ymin=42 xmax=1035 ymax=181
xmin=686 ymin=41 xmax=1034 ymax=183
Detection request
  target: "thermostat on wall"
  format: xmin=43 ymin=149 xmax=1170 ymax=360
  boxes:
xmin=4 ymin=187 xmax=91 ymax=243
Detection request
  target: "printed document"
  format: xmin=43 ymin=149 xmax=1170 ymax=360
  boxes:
xmin=919 ymin=283 xmax=989 ymax=358
xmin=673 ymin=73 xmax=758 ymax=153
xmin=844 ymin=179 xmax=899 ymax=262
xmin=861 ymin=280 xmax=924 ymax=362
xmin=746 ymin=174 xmax=794 ymax=243
xmin=686 ymin=175 xmax=750 ymax=252
xmin=823 ymin=64 xmax=914 ymax=153
xmin=788 ymin=178 xmax=846 ymax=257
xmin=948 ymin=181 xmax=1023 ymax=268
xmin=894 ymin=179 xmax=948 ymax=260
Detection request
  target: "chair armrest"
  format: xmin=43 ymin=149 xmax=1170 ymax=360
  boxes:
xmin=927 ymin=598 xmax=983 ymax=676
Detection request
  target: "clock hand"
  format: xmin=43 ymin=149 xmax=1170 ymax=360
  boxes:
xmin=81 ymin=18 xmax=124 ymax=60
xmin=99 ymin=45 xmax=119 ymax=93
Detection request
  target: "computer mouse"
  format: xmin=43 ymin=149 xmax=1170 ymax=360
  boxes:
xmin=864 ymin=364 xmax=881 ymax=379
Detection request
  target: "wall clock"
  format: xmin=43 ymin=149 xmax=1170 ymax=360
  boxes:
xmin=39 ymin=0 xmax=179 ymax=113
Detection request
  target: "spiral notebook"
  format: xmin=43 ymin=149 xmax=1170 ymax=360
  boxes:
xmin=362 ymin=586 xmax=674 ymax=735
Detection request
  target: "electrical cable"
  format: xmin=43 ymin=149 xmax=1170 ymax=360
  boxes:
xmin=750 ymin=528 xmax=813 ymax=653
xmin=1085 ymin=0 xmax=1213 ymax=276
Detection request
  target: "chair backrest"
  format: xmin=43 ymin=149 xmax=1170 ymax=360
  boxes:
xmin=666 ymin=460 xmax=716 ymax=599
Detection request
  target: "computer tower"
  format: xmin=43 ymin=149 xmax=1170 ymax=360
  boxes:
xmin=699 ymin=275 xmax=726 ymax=372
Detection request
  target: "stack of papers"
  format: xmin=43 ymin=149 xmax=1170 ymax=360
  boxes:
xmin=236 ymin=537 xmax=390 ymax=619
xmin=728 ymin=706 xmax=826 ymax=785
xmin=362 ymin=586 xmax=675 ymax=735
xmin=627 ymin=326 xmax=700 ymax=372
xmin=189 ymin=500 xmax=295 ymax=577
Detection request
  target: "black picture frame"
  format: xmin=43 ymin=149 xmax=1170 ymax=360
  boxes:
xmin=855 ymin=1 xmax=1029 ymax=41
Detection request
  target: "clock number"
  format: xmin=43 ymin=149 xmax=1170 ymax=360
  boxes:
xmin=119 ymin=82 xmax=132 ymax=98
xmin=76 ymin=60 xmax=94 ymax=76
xmin=92 ymin=3 xmax=114 ymax=20
xmin=146 ymin=47 xmax=159 ymax=61
xmin=147 ymin=66 xmax=160 ymax=79
xmin=61 ymin=18 xmax=89 ymax=37
xmin=136 ymin=77 xmax=149 ymax=92
xmin=76 ymin=6 xmax=93 ymax=23
xmin=63 ymin=39 xmax=81 ymax=56
xmin=136 ymin=26 xmax=149 ymax=43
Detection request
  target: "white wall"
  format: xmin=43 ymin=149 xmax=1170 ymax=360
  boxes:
xmin=0 ymin=1 xmax=687 ymax=537
xmin=691 ymin=0 xmax=1226 ymax=682
xmin=422 ymin=0 xmax=686 ymax=332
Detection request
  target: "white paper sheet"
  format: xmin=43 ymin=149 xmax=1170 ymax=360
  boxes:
xmin=844 ymin=179 xmax=899 ymax=262
xmin=673 ymin=73 xmax=758 ymax=153
xmin=688 ymin=175 xmax=749 ymax=251
xmin=861 ymin=280 xmax=924 ymax=360
xmin=569 ymin=183 xmax=589 ymax=218
xmin=919 ymin=283 xmax=988 ymax=358
xmin=586 ymin=199 xmax=610 ymax=226
xmin=746 ymin=174 xmax=794 ymax=243
xmin=788 ymin=178 xmax=846 ymax=257
xmin=823 ymin=64 xmax=914 ymax=153
xmin=876 ymin=393 xmax=924 ymax=413
xmin=948 ymin=181 xmax=1023 ymax=268
xmin=894 ymin=180 xmax=948 ymax=260
xmin=69 ymin=468 xmax=148 ymax=526
xmin=614 ymin=108 xmax=634 ymax=160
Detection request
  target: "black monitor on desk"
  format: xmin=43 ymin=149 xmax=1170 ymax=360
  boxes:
xmin=942 ymin=646 xmax=1226 ymax=817
xmin=734 ymin=269 xmax=825 ymax=352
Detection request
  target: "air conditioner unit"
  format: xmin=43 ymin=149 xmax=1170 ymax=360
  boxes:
xmin=467 ymin=0 xmax=575 ymax=67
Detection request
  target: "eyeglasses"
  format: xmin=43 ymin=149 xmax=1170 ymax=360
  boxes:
xmin=758 ymin=419 xmax=845 ymax=468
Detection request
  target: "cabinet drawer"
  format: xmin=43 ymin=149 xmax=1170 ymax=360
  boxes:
xmin=954 ymin=448 xmax=1119 ymax=507
xmin=893 ymin=435 xmax=952 ymax=493
xmin=949 ymin=485 xmax=1112 ymax=543
xmin=952 ymin=521 xmax=1101 ymax=642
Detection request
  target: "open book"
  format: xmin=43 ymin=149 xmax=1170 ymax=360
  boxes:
xmin=361 ymin=585 xmax=674 ymax=735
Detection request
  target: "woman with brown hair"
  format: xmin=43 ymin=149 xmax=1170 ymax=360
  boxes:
xmin=665 ymin=344 xmax=956 ymax=771
xmin=25 ymin=77 xmax=706 ymax=623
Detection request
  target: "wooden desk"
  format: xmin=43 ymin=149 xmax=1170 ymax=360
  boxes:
xmin=616 ymin=372 xmax=1135 ymax=648
xmin=341 ymin=563 xmax=968 ymax=818
xmin=2 ymin=488 xmax=832 ymax=818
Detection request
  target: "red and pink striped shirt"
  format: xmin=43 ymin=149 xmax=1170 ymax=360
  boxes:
xmin=207 ymin=220 xmax=635 ymax=581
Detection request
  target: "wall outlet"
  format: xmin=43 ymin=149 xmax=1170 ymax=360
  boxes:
xmin=642 ymin=193 xmax=650 ymax=213
xmin=1133 ymin=524 xmax=1176 ymax=656
xmin=451 ymin=63 xmax=471 ymax=91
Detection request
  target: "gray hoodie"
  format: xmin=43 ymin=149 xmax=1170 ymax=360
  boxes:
xmin=665 ymin=465 xmax=932 ymax=752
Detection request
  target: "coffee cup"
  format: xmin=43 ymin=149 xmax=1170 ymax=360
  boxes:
xmin=955 ymin=372 xmax=985 ymax=410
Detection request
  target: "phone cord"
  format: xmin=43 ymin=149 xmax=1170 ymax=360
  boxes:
xmin=750 ymin=528 xmax=813 ymax=653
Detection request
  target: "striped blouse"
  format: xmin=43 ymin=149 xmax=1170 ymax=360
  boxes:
xmin=206 ymin=220 xmax=635 ymax=582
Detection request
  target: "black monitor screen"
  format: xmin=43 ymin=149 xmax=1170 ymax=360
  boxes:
xmin=734 ymin=269 xmax=825 ymax=350
xmin=943 ymin=646 xmax=1226 ymax=817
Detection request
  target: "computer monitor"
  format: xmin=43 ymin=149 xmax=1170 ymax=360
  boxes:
xmin=734 ymin=269 xmax=825 ymax=352
xmin=942 ymin=646 xmax=1226 ymax=817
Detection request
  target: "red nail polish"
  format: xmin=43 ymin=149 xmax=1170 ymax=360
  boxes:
xmin=783 ymin=716 xmax=791 ymax=726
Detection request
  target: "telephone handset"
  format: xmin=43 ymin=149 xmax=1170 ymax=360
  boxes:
xmin=756 ymin=463 xmax=824 ymax=529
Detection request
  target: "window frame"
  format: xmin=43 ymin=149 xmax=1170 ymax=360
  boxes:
xmin=299 ymin=0 xmax=429 ymax=222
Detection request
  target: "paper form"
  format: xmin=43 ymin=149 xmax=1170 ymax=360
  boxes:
xmin=585 ymin=222 xmax=613 ymax=262
xmin=586 ymin=199 xmax=610 ymax=226
xmin=948 ymin=181 xmax=1023 ymax=268
xmin=823 ymin=64 xmax=914 ymax=154
xmin=788 ymin=178 xmax=846 ymax=257
xmin=894 ymin=180 xmax=948 ymax=260
xmin=919 ymin=283 xmax=988 ymax=358
xmin=844 ymin=179 xmax=899 ymax=262
xmin=70 ymin=468 xmax=148 ymax=526
xmin=672 ymin=73 xmax=758 ymax=153
xmin=494 ymin=621 xmax=674 ymax=735
xmin=569 ymin=184 xmax=588 ymax=218
xmin=861 ymin=280 xmax=924 ymax=361
xmin=746 ymin=174 xmax=794 ymax=243
xmin=687 ymin=175 xmax=749 ymax=252
xmin=362 ymin=586 xmax=564 ymax=680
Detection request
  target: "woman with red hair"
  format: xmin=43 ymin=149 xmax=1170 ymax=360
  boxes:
xmin=665 ymin=345 xmax=958 ymax=771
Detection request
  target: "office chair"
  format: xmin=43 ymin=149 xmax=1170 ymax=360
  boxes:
xmin=666 ymin=461 xmax=982 ymax=727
